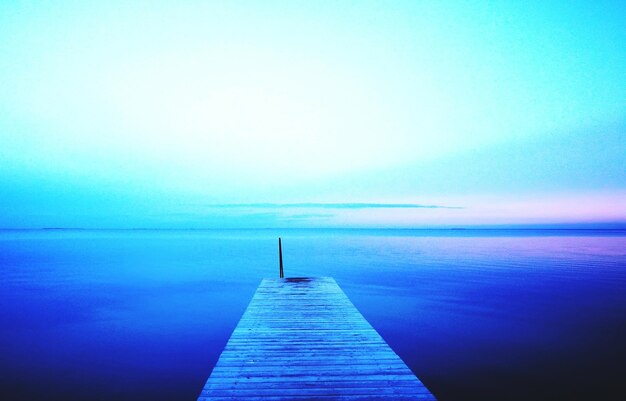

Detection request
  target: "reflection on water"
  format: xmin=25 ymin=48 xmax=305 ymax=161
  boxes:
xmin=1 ymin=229 xmax=625 ymax=400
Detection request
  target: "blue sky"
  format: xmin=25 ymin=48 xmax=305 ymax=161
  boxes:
xmin=1 ymin=1 xmax=624 ymax=228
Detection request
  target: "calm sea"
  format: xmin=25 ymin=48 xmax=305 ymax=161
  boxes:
xmin=1 ymin=229 xmax=625 ymax=401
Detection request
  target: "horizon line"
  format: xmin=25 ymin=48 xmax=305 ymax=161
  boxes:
xmin=1 ymin=224 xmax=625 ymax=231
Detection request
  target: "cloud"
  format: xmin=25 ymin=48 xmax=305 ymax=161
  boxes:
xmin=280 ymin=213 xmax=335 ymax=220
xmin=204 ymin=203 xmax=463 ymax=210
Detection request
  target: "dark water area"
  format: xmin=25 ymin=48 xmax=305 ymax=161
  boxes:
xmin=1 ymin=229 xmax=625 ymax=401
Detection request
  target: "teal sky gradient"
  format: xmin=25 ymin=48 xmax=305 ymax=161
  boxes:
xmin=1 ymin=1 xmax=624 ymax=228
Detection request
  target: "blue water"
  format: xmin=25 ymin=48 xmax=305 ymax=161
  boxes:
xmin=1 ymin=229 xmax=625 ymax=400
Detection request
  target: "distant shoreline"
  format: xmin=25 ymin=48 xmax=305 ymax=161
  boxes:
xmin=1 ymin=226 xmax=625 ymax=234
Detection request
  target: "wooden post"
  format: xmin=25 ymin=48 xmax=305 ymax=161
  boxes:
xmin=278 ymin=237 xmax=284 ymax=278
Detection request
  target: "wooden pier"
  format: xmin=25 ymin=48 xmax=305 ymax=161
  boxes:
xmin=198 ymin=277 xmax=436 ymax=400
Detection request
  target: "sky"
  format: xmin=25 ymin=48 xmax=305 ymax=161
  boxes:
xmin=0 ymin=0 xmax=624 ymax=228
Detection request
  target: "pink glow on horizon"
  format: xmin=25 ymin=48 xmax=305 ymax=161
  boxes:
xmin=329 ymin=191 xmax=626 ymax=227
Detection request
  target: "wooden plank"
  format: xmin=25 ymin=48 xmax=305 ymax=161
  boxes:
xmin=197 ymin=277 xmax=436 ymax=400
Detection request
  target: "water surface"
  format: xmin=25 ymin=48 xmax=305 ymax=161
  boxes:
xmin=1 ymin=229 xmax=625 ymax=400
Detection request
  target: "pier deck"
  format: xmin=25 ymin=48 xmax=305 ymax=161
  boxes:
xmin=198 ymin=277 xmax=436 ymax=400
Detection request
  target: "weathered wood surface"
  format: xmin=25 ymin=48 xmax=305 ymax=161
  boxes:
xmin=198 ymin=277 xmax=436 ymax=400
